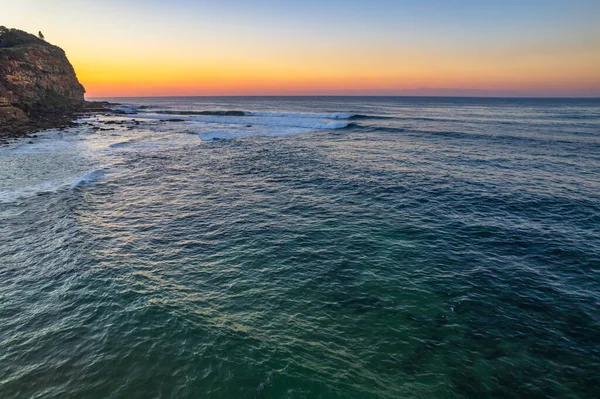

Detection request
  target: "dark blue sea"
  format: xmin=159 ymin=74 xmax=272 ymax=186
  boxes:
xmin=1 ymin=97 xmax=599 ymax=398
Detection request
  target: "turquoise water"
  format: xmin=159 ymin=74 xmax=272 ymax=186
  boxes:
xmin=1 ymin=97 xmax=599 ymax=398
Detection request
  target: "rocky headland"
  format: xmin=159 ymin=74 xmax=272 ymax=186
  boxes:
xmin=0 ymin=26 xmax=112 ymax=143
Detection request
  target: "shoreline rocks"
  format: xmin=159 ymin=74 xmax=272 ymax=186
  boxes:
xmin=0 ymin=100 xmax=118 ymax=145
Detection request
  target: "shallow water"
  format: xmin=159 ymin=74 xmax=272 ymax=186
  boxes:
xmin=1 ymin=97 xmax=599 ymax=398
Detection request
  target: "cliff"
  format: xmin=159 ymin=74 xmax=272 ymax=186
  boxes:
xmin=0 ymin=26 xmax=88 ymax=140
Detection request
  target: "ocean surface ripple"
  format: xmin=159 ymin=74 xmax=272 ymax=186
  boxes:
xmin=1 ymin=97 xmax=599 ymax=398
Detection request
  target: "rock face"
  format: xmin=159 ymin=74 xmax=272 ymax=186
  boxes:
xmin=0 ymin=26 xmax=86 ymax=138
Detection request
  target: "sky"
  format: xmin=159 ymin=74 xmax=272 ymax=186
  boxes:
xmin=2 ymin=0 xmax=600 ymax=97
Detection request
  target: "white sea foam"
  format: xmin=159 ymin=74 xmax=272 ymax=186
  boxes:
xmin=0 ymin=180 xmax=63 ymax=203
xmin=0 ymin=104 xmax=359 ymax=202
xmin=0 ymin=169 xmax=106 ymax=203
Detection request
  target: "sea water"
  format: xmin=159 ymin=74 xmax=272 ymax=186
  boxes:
xmin=1 ymin=97 xmax=599 ymax=398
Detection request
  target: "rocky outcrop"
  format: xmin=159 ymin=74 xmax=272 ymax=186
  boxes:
xmin=0 ymin=26 xmax=87 ymax=140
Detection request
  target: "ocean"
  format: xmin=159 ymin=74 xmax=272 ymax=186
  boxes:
xmin=1 ymin=96 xmax=599 ymax=398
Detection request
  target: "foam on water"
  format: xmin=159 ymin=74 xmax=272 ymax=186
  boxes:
xmin=0 ymin=178 xmax=69 ymax=203
xmin=0 ymin=168 xmax=106 ymax=203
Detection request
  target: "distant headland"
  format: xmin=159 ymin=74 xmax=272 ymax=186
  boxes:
xmin=0 ymin=27 xmax=111 ymax=143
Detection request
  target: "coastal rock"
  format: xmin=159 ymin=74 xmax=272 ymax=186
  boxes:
xmin=0 ymin=26 xmax=86 ymax=138
xmin=0 ymin=104 xmax=27 ymax=121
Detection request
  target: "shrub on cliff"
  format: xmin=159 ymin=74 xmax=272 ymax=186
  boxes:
xmin=0 ymin=26 xmax=48 ymax=48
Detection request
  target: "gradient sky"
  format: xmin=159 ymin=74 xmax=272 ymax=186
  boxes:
xmin=3 ymin=0 xmax=600 ymax=97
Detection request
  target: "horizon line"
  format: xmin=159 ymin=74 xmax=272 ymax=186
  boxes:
xmin=86 ymin=94 xmax=600 ymax=100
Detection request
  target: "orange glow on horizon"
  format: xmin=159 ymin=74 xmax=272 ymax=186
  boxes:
xmin=70 ymin=41 xmax=600 ymax=97
xmin=4 ymin=0 xmax=600 ymax=97
xmin=76 ymin=57 xmax=600 ymax=97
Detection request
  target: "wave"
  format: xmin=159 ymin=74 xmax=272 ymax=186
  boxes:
xmin=109 ymin=139 xmax=138 ymax=149
xmin=134 ymin=113 xmax=352 ymax=130
xmin=111 ymin=104 xmax=142 ymax=114
xmin=143 ymin=107 xmax=387 ymax=119
xmin=70 ymin=169 xmax=107 ymax=188
xmin=151 ymin=110 xmax=361 ymax=119
xmin=246 ymin=111 xmax=357 ymax=119
xmin=349 ymin=114 xmax=393 ymax=120
xmin=103 ymin=106 xmax=380 ymax=139
xmin=117 ymin=107 xmax=390 ymax=131
xmin=155 ymin=110 xmax=246 ymax=116
xmin=364 ymin=126 xmax=406 ymax=134
xmin=0 ymin=169 xmax=107 ymax=203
